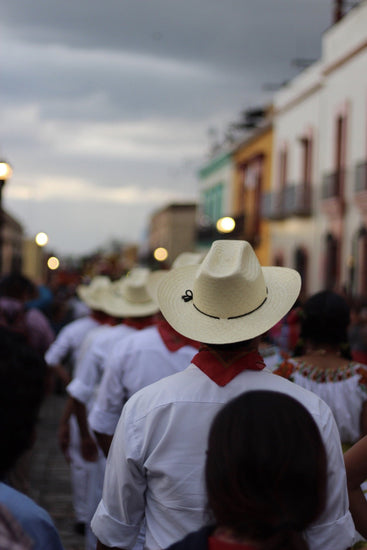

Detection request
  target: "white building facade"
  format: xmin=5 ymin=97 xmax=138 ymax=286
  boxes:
xmin=268 ymin=0 xmax=367 ymax=297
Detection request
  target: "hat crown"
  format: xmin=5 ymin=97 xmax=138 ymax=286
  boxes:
xmin=172 ymin=252 xmax=204 ymax=269
xmin=114 ymin=268 xmax=152 ymax=304
xmin=88 ymin=276 xmax=110 ymax=289
xmin=194 ymin=241 xmax=266 ymax=319
xmin=77 ymin=275 xmax=111 ymax=308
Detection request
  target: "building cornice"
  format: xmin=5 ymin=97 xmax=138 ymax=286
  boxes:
xmin=323 ymin=38 xmax=367 ymax=75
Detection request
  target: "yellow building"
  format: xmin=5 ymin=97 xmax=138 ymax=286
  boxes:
xmin=232 ymin=123 xmax=273 ymax=266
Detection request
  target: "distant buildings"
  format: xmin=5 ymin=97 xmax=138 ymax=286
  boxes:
xmin=147 ymin=203 xmax=197 ymax=267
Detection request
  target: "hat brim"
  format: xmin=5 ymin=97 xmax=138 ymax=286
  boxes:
xmin=100 ymin=292 xmax=159 ymax=318
xmin=146 ymin=270 xmax=169 ymax=303
xmin=76 ymin=287 xmax=100 ymax=309
xmin=157 ymin=265 xmax=301 ymax=344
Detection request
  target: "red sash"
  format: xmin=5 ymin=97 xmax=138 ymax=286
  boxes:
xmin=157 ymin=319 xmax=201 ymax=352
xmin=191 ymin=347 xmax=265 ymax=386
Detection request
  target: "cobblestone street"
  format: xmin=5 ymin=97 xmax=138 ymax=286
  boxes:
xmin=29 ymin=392 xmax=85 ymax=550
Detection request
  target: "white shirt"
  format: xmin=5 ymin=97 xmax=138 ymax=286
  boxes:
xmin=45 ymin=316 xmax=100 ymax=373
xmin=91 ymin=364 xmax=355 ymax=550
xmin=88 ymin=325 xmax=198 ymax=435
xmin=67 ymin=323 xmax=136 ymax=409
xmin=281 ymin=357 xmax=367 ymax=443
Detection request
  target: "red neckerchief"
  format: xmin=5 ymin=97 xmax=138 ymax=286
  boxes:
xmin=91 ymin=312 xmax=116 ymax=325
xmin=157 ymin=319 xmax=201 ymax=352
xmin=191 ymin=346 xmax=266 ymax=386
xmin=124 ymin=316 xmax=156 ymax=330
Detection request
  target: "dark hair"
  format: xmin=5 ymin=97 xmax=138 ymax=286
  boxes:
xmin=205 ymin=338 xmax=257 ymax=352
xmin=0 ymin=273 xmax=37 ymax=301
xmin=0 ymin=328 xmax=47 ymax=478
xmin=205 ymin=391 xmax=327 ymax=550
xmin=294 ymin=290 xmax=351 ymax=358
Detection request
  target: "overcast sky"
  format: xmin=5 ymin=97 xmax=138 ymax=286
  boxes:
xmin=0 ymin=0 xmax=332 ymax=257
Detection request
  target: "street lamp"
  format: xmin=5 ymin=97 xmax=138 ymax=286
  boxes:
xmin=47 ymin=256 xmax=60 ymax=270
xmin=0 ymin=160 xmax=13 ymax=274
xmin=216 ymin=216 xmax=236 ymax=234
xmin=35 ymin=232 xmax=49 ymax=247
xmin=153 ymin=247 xmax=168 ymax=262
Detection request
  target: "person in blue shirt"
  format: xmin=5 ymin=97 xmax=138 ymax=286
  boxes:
xmin=0 ymin=327 xmax=64 ymax=550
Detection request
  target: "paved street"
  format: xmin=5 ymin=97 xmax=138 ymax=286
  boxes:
xmin=29 ymin=392 xmax=85 ymax=550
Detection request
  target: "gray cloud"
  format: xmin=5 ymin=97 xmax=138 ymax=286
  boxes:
xmin=0 ymin=0 xmax=332 ymax=256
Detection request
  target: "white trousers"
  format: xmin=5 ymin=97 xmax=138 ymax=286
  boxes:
xmin=68 ymin=415 xmax=106 ymax=525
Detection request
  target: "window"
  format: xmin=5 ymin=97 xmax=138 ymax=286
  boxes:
xmin=203 ymin=184 xmax=224 ymax=223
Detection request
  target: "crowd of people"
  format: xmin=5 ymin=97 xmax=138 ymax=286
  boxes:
xmin=2 ymin=240 xmax=367 ymax=550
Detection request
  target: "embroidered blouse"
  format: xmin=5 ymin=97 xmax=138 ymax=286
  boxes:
xmin=274 ymin=358 xmax=367 ymax=443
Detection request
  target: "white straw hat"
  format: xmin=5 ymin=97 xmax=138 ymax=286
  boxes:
xmin=148 ymin=251 xmax=206 ymax=303
xmin=157 ymin=240 xmax=301 ymax=344
xmin=100 ymin=267 xmax=160 ymax=318
xmin=76 ymin=276 xmax=111 ymax=310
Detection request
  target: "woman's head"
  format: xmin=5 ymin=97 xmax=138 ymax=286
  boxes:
xmin=205 ymin=390 xmax=327 ymax=547
xmin=298 ymin=290 xmax=350 ymax=350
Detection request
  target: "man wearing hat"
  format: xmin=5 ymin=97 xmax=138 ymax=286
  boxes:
xmin=67 ymin=268 xmax=159 ymax=550
xmin=45 ymin=275 xmax=114 ymax=535
xmin=45 ymin=275 xmax=113 ymax=386
xmin=92 ymin=240 xmax=355 ymax=550
xmin=88 ymin=253 xmax=203 ymax=457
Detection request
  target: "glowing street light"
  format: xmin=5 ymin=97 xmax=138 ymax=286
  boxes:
xmin=35 ymin=232 xmax=49 ymax=247
xmin=153 ymin=247 xmax=168 ymax=262
xmin=0 ymin=161 xmax=12 ymax=181
xmin=216 ymin=216 xmax=236 ymax=234
xmin=47 ymin=256 xmax=60 ymax=270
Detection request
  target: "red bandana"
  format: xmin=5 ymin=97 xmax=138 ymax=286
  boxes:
xmin=124 ymin=316 xmax=156 ymax=330
xmin=191 ymin=346 xmax=266 ymax=386
xmin=157 ymin=319 xmax=201 ymax=352
xmin=91 ymin=312 xmax=116 ymax=325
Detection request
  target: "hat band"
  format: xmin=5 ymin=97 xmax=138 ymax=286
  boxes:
xmin=181 ymin=288 xmax=268 ymax=320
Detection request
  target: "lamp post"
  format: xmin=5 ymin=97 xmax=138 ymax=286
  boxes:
xmin=0 ymin=160 xmax=13 ymax=275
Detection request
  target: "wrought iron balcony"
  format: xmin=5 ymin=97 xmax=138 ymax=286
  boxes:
xmin=262 ymin=183 xmax=312 ymax=220
xmin=262 ymin=190 xmax=286 ymax=220
xmin=321 ymin=170 xmax=345 ymax=199
xmin=283 ymin=184 xmax=312 ymax=217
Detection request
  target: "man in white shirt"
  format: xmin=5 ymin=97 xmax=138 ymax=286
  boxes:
xmin=88 ymin=254 xmax=204 ymax=456
xmin=67 ymin=268 xmax=160 ymax=550
xmin=45 ymin=275 xmax=113 ymax=533
xmin=45 ymin=276 xmax=112 ymax=385
xmin=92 ymin=240 xmax=356 ymax=550
xmin=89 ymin=319 xmax=199 ymax=455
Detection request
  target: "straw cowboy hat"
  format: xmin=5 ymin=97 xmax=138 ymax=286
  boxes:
xmin=148 ymin=251 xmax=206 ymax=303
xmin=157 ymin=240 xmax=301 ymax=344
xmin=76 ymin=275 xmax=112 ymax=310
xmin=100 ymin=267 xmax=160 ymax=318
